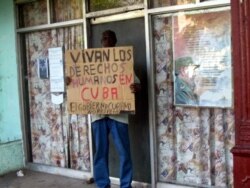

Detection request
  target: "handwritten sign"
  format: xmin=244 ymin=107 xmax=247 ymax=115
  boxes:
xmin=65 ymin=46 xmax=135 ymax=114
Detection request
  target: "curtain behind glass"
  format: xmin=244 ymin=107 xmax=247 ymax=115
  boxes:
xmin=153 ymin=10 xmax=234 ymax=187
xmin=89 ymin=0 xmax=143 ymax=12
xmin=150 ymin=0 xmax=225 ymax=8
xmin=50 ymin=0 xmax=83 ymax=23
xmin=151 ymin=0 xmax=195 ymax=8
xmin=18 ymin=0 xmax=47 ymax=28
xmin=24 ymin=25 xmax=90 ymax=171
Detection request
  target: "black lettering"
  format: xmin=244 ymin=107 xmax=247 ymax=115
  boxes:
xmin=113 ymin=48 xmax=119 ymax=61
xmin=95 ymin=102 xmax=100 ymax=109
xmin=120 ymin=63 xmax=125 ymax=73
xmin=111 ymin=63 xmax=118 ymax=72
xmin=119 ymin=50 xmax=126 ymax=61
xmin=70 ymin=52 xmax=80 ymax=64
xmin=89 ymin=64 xmax=96 ymax=75
xmin=83 ymin=65 xmax=90 ymax=75
xmin=104 ymin=63 xmax=110 ymax=74
xmin=69 ymin=66 xmax=75 ymax=76
xmin=97 ymin=64 xmax=103 ymax=74
xmin=70 ymin=103 xmax=77 ymax=113
xmin=113 ymin=74 xmax=117 ymax=83
xmin=106 ymin=75 xmax=113 ymax=84
xmin=70 ymin=66 xmax=81 ymax=77
xmin=127 ymin=49 xmax=132 ymax=61
xmin=95 ymin=50 xmax=102 ymax=62
xmin=75 ymin=66 xmax=81 ymax=77
xmin=103 ymin=49 xmax=110 ymax=62
xmin=86 ymin=50 xmax=95 ymax=62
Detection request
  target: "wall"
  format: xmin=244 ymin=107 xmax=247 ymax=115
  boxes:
xmin=0 ymin=0 xmax=24 ymax=175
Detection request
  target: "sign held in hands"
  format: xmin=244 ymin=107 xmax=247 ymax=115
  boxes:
xmin=65 ymin=46 xmax=135 ymax=115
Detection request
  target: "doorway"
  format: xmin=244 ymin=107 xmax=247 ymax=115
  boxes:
xmin=90 ymin=17 xmax=151 ymax=183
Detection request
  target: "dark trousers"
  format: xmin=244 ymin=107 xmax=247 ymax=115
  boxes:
xmin=92 ymin=117 xmax=133 ymax=188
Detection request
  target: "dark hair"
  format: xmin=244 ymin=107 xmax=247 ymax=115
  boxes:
xmin=102 ymin=30 xmax=117 ymax=44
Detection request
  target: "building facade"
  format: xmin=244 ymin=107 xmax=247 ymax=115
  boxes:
xmin=0 ymin=0 xmax=241 ymax=187
xmin=0 ymin=0 xmax=24 ymax=175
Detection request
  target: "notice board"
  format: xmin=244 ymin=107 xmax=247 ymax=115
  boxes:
xmin=65 ymin=46 xmax=135 ymax=114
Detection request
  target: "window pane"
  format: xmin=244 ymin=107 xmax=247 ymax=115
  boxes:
xmin=153 ymin=9 xmax=231 ymax=108
xmin=18 ymin=0 xmax=47 ymax=28
xmin=50 ymin=0 xmax=83 ymax=23
xmin=151 ymin=0 xmax=195 ymax=8
xmin=24 ymin=25 xmax=88 ymax=170
xmin=152 ymin=8 xmax=232 ymax=186
xmin=89 ymin=0 xmax=143 ymax=12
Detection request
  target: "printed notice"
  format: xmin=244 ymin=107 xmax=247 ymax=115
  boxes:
xmin=48 ymin=47 xmax=64 ymax=92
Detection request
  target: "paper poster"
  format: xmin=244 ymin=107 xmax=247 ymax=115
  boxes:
xmin=48 ymin=47 xmax=64 ymax=92
xmin=65 ymin=46 xmax=135 ymax=114
xmin=37 ymin=58 xmax=49 ymax=79
xmin=173 ymin=10 xmax=232 ymax=107
xmin=51 ymin=93 xmax=64 ymax=104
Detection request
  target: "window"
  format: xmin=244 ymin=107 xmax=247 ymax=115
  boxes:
xmin=50 ymin=0 xmax=83 ymax=23
xmin=18 ymin=0 xmax=47 ymax=28
xmin=89 ymin=0 xmax=143 ymax=12
xmin=151 ymin=0 xmax=225 ymax=8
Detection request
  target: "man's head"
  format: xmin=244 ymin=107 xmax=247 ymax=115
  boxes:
xmin=101 ymin=30 xmax=117 ymax=47
xmin=175 ymin=57 xmax=200 ymax=80
xmin=175 ymin=57 xmax=199 ymax=73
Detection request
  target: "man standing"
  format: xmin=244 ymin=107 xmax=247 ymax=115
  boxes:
xmin=91 ymin=30 xmax=141 ymax=188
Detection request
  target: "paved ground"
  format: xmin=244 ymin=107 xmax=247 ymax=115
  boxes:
xmin=0 ymin=170 xmax=114 ymax=188
xmin=0 ymin=170 xmax=190 ymax=188
xmin=0 ymin=169 xmax=154 ymax=188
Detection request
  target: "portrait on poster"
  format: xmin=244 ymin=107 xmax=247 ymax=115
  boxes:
xmin=173 ymin=10 xmax=232 ymax=108
xmin=37 ymin=58 xmax=49 ymax=79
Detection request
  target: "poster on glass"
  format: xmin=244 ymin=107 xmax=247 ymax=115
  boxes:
xmin=173 ymin=9 xmax=232 ymax=108
xmin=37 ymin=58 xmax=49 ymax=79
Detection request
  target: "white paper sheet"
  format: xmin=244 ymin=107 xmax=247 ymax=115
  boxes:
xmin=48 ymin=47 xmax=65 ymax=92
xmin=51 ymin=93 xmax=64 ymax=104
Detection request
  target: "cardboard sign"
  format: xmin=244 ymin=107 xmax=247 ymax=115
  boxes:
xmin=65 ymin=46 xmax=135 ymax=114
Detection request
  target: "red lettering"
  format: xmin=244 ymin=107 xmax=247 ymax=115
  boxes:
xmin=119 ymin=74 xmax=125 ymax=85
xmin=126 ymin=74 xmax=133 ymax=84
xmin=119 ymin=74 xmax=133 ymax=85
xmin=103 ymin=87 xmax=109 ymax=99
xmin=111 ymin=88 xmax=118 ymax=99
xmin=81 ymin=87 xmax=119 ymax=101
xmin=91 ymin=88 xmax=99 ymax=99
xmin=81 ymin=87 xmax=99 ymax=101
xmin=81 ymin=87 xmax=89 ymax=101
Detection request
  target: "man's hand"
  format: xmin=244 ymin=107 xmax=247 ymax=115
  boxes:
xmin=65 ymin=77 xmax=71 ymax=86
xmin=130 ymin=83 xmax=141 ymax=93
